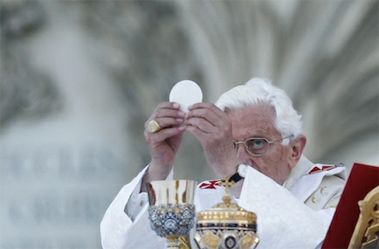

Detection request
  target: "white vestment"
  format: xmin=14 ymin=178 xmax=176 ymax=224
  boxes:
xmin=100 ymin=156 xmax=345 ymax=249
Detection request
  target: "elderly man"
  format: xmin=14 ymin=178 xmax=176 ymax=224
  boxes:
xmin=100 ymin=78 xmax=345 ymax=249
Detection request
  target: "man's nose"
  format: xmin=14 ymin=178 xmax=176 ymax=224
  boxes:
xmin=236 ymin=144 xmax=253 ymax=166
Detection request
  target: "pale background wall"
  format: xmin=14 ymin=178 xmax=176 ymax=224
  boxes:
xmin=0 ymin=0 xmax=378 ymax=248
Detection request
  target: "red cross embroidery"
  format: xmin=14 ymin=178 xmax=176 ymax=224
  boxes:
xmin=199 ymin=180 xmax=221 ymax=189
xmin=309 ymin=165 xmax=335 ymax=174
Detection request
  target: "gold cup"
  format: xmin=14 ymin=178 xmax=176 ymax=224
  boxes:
xmin=147 ymin=180 xmax=196 ymax=249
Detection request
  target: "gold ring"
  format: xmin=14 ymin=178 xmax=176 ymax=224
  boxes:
xmin=146 ymin=119 xmax=161 ymax=133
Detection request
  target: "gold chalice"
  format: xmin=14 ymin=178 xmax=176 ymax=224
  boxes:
xmin=194 ymin=180 xmax=259 ymax=249
xmin=147 ymin=180 xmax=196 ymax=249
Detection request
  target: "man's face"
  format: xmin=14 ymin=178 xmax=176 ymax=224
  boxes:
xmin=228 ymin=104 xmax=296 ymax=185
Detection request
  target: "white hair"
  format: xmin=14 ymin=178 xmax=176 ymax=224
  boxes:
xmin=216 ymin=78 xmax=303 ymax=143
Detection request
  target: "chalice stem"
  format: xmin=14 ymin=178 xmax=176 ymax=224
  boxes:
xmin=166 ymin=236 xmax=191 ymax=249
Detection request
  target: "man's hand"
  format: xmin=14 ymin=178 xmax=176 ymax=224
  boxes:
xmin=142 ymin=102 xmax=185 ymax=190
xmin=186 ymin=103 xmax=237 ymax=177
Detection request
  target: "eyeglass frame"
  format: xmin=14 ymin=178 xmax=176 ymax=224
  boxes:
xmin=232 ymin=135 xmax=294 ymax=157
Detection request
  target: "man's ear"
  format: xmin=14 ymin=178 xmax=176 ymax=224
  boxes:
xmin=289 ymin=135 xmax=307 ymax=169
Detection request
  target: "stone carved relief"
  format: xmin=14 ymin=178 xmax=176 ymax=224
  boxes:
xmin=77 ymin=0 xmax=205 ymax=173
xmin=0 ymin=0 xmax=62 ymax=128
xmin=173 ymin=0 xmax=379 ymax=165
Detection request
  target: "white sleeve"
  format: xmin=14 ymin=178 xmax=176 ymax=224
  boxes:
xmin=238 ymin=166 xmax=334 ymax=249
xmin=100 ymin=166 xmax=174 ymax=249
xmin=125 ymin=190 xmax=148 ymax=221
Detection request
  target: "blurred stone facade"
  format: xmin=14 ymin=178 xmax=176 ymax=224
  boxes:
xmin=0 ymin=0 xmax=378 ymax=248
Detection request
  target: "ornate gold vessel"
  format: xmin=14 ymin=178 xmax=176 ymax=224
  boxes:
xmin=194 ymin=188 xmax=259 ymax=249
xmin=146 ymin=180 xmax=196 ymax=249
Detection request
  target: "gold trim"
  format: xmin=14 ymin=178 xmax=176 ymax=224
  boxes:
xmin=195 ymin=177 xmax=259 ymax=249
xmin=348 ymin=186 xmax=379 ymax=249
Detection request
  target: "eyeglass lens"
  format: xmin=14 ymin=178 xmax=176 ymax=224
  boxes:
xmin=246 ymin=138 xmax=268 ymax=155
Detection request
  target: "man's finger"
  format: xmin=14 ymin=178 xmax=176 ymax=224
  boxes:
xmin=187 ymin=108 xmax=222 ymax=127
xmin=188 ymin=103 xmax=226 ymax=121
xmin=186 ymin=117 xmax=215 ymax=133
xmin=156 ymin=102 xmax=180 ymax=110
xmin=146 ymin=126 xmax=185 ymax=144
xmin=186 ymin=125 xmax=210 ymax=143
xmin=153 ymin=117 xmax=184 ymax=129
xmin=154 ymin=109 xmax=185 ymax=119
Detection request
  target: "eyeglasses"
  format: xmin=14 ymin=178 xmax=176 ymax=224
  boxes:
xmin=232 ymin=135 xmax=294 ymax=157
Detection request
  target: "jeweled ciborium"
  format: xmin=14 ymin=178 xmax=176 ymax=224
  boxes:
xmin=147 ymin=180 xmax=196 ymax=249
xmin=194 ymin=183 xmax=259 ymax=249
